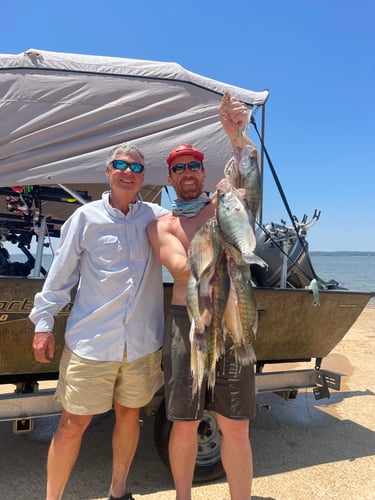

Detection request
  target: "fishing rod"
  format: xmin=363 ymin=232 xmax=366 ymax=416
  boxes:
xmin=250 ymin=115 xmax=307 ymax=250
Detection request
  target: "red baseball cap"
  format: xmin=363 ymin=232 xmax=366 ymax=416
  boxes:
xmin=166 ymin=143 xmax=204 ymax=167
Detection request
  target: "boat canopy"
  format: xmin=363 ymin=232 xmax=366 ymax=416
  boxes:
xmin=0 ymin=49 xmax=269 ymax=192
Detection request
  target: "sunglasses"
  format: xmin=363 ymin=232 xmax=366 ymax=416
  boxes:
xmin=169 ymin=161 xmax=203 ymax=174
xmin=111 ymin=160 xmax=144 ymax=173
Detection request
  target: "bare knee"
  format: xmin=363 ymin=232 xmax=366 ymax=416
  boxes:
xmin=216 ymin=414 xmax=250 ymax=444
xmin=171 ymin=420 xmax=200 ymax=440
xmin=56 ymin=411 xmax=92 ymax=439
xmin=113 ymin=401 xmax=140 ymax=424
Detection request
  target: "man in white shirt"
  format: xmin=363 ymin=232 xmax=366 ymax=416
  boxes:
xmin=30 ymin=142 xmax=168 ymax=500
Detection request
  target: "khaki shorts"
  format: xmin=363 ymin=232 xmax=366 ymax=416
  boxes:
xmin=55 ymin=346 xmax=163 ymax=415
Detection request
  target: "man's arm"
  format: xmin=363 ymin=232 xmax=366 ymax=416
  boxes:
xmin=147 ymin=217 xmax=190 ymax=283
xmin=29 ymin=212 xmax=82 ymax=363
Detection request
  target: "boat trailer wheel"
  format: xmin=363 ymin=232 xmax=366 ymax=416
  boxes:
xmin=153 ymin=399 xmax=225 ymax=483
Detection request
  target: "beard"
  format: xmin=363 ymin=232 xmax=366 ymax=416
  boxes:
xmin=174 ymin=178 xmax=204 ymax=201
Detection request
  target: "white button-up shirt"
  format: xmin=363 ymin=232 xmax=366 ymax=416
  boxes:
xmin=29 ymin=192 xmax=169 ymax=362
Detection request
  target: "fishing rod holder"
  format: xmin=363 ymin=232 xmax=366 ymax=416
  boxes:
xmin=262 ymin=212 xmax=321 ymax=288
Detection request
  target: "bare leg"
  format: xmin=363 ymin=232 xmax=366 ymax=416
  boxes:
xmin=109 ymin=401 xmax=140 ymax=498
xmin=169 ymin=420 xmax=200 ymax=500
xmin=46 ymin=410 xmax=92 ymax=500
xmin=216 ymin=414 xmax=252 ymax=500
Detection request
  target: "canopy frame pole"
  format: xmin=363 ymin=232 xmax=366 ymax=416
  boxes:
xmin=258 ymin=103 xmax=266 ymax=226
xmin=33 ymin=217 xmax=47 ymax=277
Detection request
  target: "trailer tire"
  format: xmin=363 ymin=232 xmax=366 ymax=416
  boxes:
xmin=153 ymin=399 xmax=225 ymax=484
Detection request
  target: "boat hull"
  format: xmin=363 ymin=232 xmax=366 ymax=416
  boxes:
xmin=0 ymin=277 xmax=372 ymax=381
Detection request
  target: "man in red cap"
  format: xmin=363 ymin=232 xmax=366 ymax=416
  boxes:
xmin=147 ymin=94 xmax=256 ymax=499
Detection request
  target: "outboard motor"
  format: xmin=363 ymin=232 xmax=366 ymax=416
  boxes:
xmin=250 ymin=222 xmax=320 ymax=288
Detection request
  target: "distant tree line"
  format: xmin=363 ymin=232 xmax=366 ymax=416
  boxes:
xmin=310 ymin=251 xmax=375 ymax=256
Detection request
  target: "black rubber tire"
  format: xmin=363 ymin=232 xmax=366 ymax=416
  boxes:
xmin=153 ymin=399 xmax=225 ymax=484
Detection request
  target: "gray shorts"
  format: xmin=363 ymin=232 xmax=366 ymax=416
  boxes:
xmin=56 ymin=346 xmax=163 ymax=415
xmin=162 ymin=305 xmax=256 ymax=421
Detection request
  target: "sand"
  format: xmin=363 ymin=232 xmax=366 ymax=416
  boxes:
xmin=0 ymin=303 xmax=374 ymax=499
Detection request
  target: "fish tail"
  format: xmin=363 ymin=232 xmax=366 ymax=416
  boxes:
xmin=216 ymin=330 xmax=226 ymax=357
xmin=194 ymin=349 xmax=207 ymax=399
xmin=190 ymin=326 xmax=199 ymax=398
xmin=207 ymin=366 xmax=216 ymax=392
xmin=252 ymin=312 xmax=259 ymax=340
xmin=194 ymin=331 xmax=208 ymax=352
xmin=232 ymin=342 xmax=257 ymax=366
xmin=191 ymin=329 xmax=208 ymax=399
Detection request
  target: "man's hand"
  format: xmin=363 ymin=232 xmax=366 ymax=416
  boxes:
xmin=33 ymin=332 xmax=55 ymax=363
xmin=219 ymin=91 xmax=251 ymax=147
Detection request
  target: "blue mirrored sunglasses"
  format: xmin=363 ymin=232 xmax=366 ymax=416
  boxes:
xmin=111 ymin=160 xmax=144 ymax=173
xmin=170 ymin=161 xmax=202 ymax=174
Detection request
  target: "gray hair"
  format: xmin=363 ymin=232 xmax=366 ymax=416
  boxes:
xmin=106 ymin=142 xmax=145 ymax=168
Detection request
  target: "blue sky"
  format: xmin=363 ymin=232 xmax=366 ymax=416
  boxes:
xmin=1 ymin=0 xmax=374 ymax=251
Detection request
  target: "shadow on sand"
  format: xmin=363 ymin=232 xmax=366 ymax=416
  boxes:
xmin=0 ymin=388 xmax=374 ymax=499
xmin=251 ymin=389 xmax=375 ymax=478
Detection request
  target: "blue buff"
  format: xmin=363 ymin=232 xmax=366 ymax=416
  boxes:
xmin=171 ymin=197 xmax=210 ymax=217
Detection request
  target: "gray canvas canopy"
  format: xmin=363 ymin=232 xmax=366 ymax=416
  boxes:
xmin=0 ymin=49 xmax=269 ymax=192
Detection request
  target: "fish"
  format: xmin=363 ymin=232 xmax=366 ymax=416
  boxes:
xmin=188 ymin=91 xmax=264 ymax=399
xmin=187 ymin=221 xmax=221 ymax=396
xmin=188 ymin=218 xmax=220 ymax=283
xmin=236 ymin=145 xmax=262 ymax=219
xmin=206 ymin=251 xmax=231 ymax=390
xmin=224 ymin=157 xmax=240 ymax=188
xmin=190 ymin=250 xmax=232 ymax=396
xmin=226 ymin=144 xmax=261 ymax=220
xmin=216 ymin=178 xmax=266 ymax=268
xmin=186 ymin=218 xmax=223 ymax=333
xmin=216 ymin=178 xmax=256 ymax=256
xmin=308 ymin=278 xmax=321 ymax=306
xmin=190 ymin=324 xmax=207 ymax=400
xmin=225 ymin=259 xmax=257 ymax=366
xmin=186 ymin=273 xmax=207 ymax=335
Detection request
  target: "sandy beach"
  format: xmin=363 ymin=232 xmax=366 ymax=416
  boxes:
xmin=0 ymin=303 xmax=374 ymax=500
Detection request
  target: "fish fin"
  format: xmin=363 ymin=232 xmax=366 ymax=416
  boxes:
xmin=192 ymin=336 xmax=207 ymax=400
xmin=252 ymin=311 xmax=258 ymax=340
xmin=198 ymin=291 xmax=213 ymax=316
xmin=190 ymin=324 xmax=199 ymax=398
xmin=232 ymin=342 xmax=257 ymax=366
xmin=236 ymin=187 xmax=247 ymax=200
xmin=216 ymin=331 xmax=226 ymax=357
xmin=196 ymin=349 xmax=207 ymax=400
xmin=242 ymin=252 xmax=268 ymax=268
xmin=194 ymin=330 xmax=208 ymax=353
xmin=191 ymin=328 xmax=208 ymax=399
xmin=183 ymin=259 xmax=192 ymax=273
xmin=207 ymin=365 xmax=216 ymax=392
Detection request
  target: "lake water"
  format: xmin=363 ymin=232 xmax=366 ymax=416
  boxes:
xmin=309 ymin=254 xmax=375 ymax=293
xmin=11 ymin=252 xmax=375 ymax=296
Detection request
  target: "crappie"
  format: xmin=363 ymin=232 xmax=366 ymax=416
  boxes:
xmin=186 ymin=273 xmax=207 ymax=335
xmin=191 ymin=251 xmax=231 ymax=397
xmin=216 ymin=178 xmax=265 ymax=268
xmin=188 ymin=90 xmax=264 ymax=400
xmin=206 ymin=252 xmax=230 ymax=390
xmin=224 ymin=259 xmax=257 ymax=366
xmin=237 ymin=144 xmax=262 ymax=219
xmin=190 ymin=326 xmax=207 ymax=399
xmin=186 ymin=218 xmax=223 ymax=332
xmin=188 ymin=218 xmax=220 ymax=283
xmin=224 ymin=157 xmax=240 ymax=188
